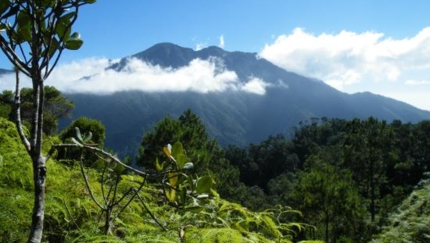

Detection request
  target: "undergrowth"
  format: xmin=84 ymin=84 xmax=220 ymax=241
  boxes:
xmin=0 ymin=118 xmax=320 ymax=242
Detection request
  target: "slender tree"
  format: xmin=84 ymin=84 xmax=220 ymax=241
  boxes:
xmin=0 ymin=1 xmax=95 ymax=242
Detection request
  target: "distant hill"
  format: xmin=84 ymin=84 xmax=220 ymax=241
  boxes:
xmin=0 ymin=68 xmax=12 ymax=75
xmin=59 ymin=43 xmax=430 ymax=157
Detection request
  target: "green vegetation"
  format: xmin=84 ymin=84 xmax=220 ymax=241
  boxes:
xmin=2 ymin=102 xmax=430 ymax=242
xmin=0 ymin=117 xmax=315 ymax=242
xmin=0 ymin=1 xmax=428 ymax=242
xmin=1 ymin=0 xmax=96 ymax=241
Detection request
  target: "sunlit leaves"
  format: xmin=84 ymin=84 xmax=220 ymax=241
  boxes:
xmin=158 ymin=142 xmax=215 ymax=208
xmin=55 ymin=12 xmax=75 ymax=40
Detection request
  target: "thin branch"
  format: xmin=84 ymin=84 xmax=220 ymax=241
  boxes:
xmin=50 ymin=144 xmax=150 ymax=177
xmin=13 ymin=68 xmax=31 ymax=152
xmin=79 ymin=155 xmax=105 ymax=210
xmin=136 ymin=191 xmax=168 ymax=231
xmin=0 ymin=36 xmax=31 ymax=76
xmin=111 ymin=180 xmax=146 ymax=224
xmin=100 ymin=162 xmax=109 ymax=205
xmin=60 ymin=198 xmax=80 ymax=230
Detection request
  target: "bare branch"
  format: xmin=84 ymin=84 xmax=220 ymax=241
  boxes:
xmin=79 ymin=155 xmax=105 ymax=210
xmin=13 ymin=69 xmax=31 ymax=152
xmin=49 ymin=144 xmax=150 ymax=177
xmin=136 ymin=192 xmax=168 ymax=231
xmin=0 ymin=36 xmax=32 ymax=76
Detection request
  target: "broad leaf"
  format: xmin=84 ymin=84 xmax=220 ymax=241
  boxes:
xmin=168 ymin=172 xmax=178 ymax=187
xmin=176 ymin=153 xmax=187 ymax=169
xmin=55 ymin=12 xmax=75 ymax=40
xmin=163 ymin=146 xmax=171 ymax=159
xmin=64 ymin=38 xmax=83 ymax=50
xmin=171 ymin=141 xmax=184 ymax=159
xmin=196 ymin=175 xmax=213 ymax=194
xmin=74 ymin=127 xmax=83 ymax=142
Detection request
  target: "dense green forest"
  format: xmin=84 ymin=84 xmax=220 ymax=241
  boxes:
xmin=137 ymin=111 xmax=430 ymax=242
xmin=2 ymin=84 xmax=430 ymax=242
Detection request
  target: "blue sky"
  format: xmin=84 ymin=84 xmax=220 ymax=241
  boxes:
xmin=67 ymin=0 xmax=430 ymax=59
xmin=1 ymin=0 xmax=430 ymax=110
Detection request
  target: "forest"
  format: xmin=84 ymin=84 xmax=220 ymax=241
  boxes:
xmin=1 ymin=87 xmax=430 ymax=242
xmin=0 ymin=1 xmax=429 ymax=242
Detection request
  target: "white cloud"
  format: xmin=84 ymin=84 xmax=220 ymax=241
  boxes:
xmin=259 ymin=27 xmax=430 ymax=91
xmin=56 ymin=57 xmax=241 ymax=94
xmin=241 ymin=77 xmax=270 ymax=95
xmin=405 ymin=79 xmax=430 ymax=86
xmin=219 ymin=35 xmax=225 ymax=49
xmin=0 ymin=57 xmax=271 ymax=95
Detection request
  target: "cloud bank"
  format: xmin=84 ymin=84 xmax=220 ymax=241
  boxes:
xmin=0 ymin=57 xmax=271 ymax=95
xmin=260 ymin=27 xmax=430 ymax=91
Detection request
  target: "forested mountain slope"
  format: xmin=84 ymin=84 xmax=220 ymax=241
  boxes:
xmin=61 ymin=43 xmax=430 ymax=158
xmin=371 ymin=178 xmax=430 ymax=242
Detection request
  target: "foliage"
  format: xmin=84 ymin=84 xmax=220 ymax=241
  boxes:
xmin=0 ymin=117 xmax=317 ymax=242
xmin=137 ymin=109 xmax=246 ymax=202
xmin=138 ymin=109 xmax=214 ymax=171
xmin=0 ymin=0 xmax=96 ymax=242
xmin=371 ymin=177 xmax=430 ymax=243
xmin=0 ymin=86 xmax=74 ymax=135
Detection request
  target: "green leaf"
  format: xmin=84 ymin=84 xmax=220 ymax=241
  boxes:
xmin=168 ymin=172 xmax=178 ymax=187
xmin=17 ymin=10 xmax=30 ymax=27
xmin=171 ymin=142 xmax=184 ymax=159
xmin=35 ymin=0 xmax=56 ymax=8
xmin=179 ymin=188 xmax=186 ymax=205
xmin=74 ymin=127 xmax=83 ymax=142
xmin=83 ymin=131 xmax=92 ymax=143
xmin=155 ymin=158 xmax=164 ymax=172
xmin=196 ymin=175 xmax=213 ymax=194
xmin=84 ymin=0 xmax=97 ymax=3
xmin=71 ymin=137 xmax=83 ymax=147
xmin=0 ymin=1 xmax=9 ymax=16
xmin=41 ymin=36 xmax=60 ymax=59
xmin=55 ymin=12 xmax=75 ymax=40
xmin=64 ymin=38 xmax=83 ymax=50
xmin=17 ymin=24 xmax=31 ymax=42
xmin=176 ymin=154 xmax=187 ymax=169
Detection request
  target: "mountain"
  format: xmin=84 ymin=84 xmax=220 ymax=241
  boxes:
xmin=0 ymin=68 xmax=12 ymax=75
xmin=60 ymin=43 xmax=430 ymax=158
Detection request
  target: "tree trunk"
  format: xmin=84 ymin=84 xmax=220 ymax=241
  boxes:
xmin=27 ymin=81 xmax=46 ymax=243
xmin=28 ymin=155 xmax=46 ymax=243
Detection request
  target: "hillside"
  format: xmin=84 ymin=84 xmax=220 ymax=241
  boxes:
xmin=60 ymin=43 xmax=430 ymax=158
xmin=0 ymin=117 xmax=319 ymax=242
xmin=371 ymin=178 xmax=430 ymax=242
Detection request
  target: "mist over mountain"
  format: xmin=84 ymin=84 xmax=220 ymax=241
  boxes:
xmin=55 ymin=43 xmax=430 ymax=157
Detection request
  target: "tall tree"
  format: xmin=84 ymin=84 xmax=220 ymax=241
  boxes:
xmin=0 ymin=1 xmax=95 ymax=242
xmin=138 ymin=109 xmax=215 ymax=172
xmin=343 ymin=117 xmax=393 ymax=222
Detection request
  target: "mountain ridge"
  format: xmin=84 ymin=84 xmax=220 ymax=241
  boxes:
xmin=57 ymin=43 xmax=430 ymax=158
